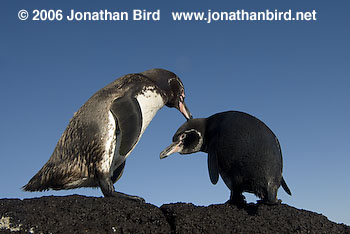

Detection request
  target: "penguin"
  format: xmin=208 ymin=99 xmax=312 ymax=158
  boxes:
xmin=160 ymin=111 xmax=291 ymax=205
xmin=23 ymin=68 xmax=192 ymax=202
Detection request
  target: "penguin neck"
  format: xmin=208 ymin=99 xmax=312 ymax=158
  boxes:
xmin=135 ymin=87 xmax=165 ymax=136
xmin=196 ymin=118 xmax=209 ymax=153
xmin=200 ymin=137 xmax=209 ymax=153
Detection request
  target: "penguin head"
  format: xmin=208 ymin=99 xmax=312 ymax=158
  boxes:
xmin=141 ymin=68 xmax=192 ymax=120
xmin=160 ymin=118 xmax=206 ymax=159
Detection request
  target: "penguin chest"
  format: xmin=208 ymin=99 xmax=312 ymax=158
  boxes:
xmin=136 ymin=89 xmax=165 ymax=136
xmin=105 ymin=89 xmax=164 ymax=176
xmin=100 ymin=112 xmax=119 ymax=175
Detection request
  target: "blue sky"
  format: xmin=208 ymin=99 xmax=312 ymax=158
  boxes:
xmin=1 ymin=0 xmax=349 ymax=225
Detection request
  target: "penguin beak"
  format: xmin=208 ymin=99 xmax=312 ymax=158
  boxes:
xmin=179 ymin=101 xmax=193 ymax=120
xmin=160 ymin=141 xmax=183 ymax=159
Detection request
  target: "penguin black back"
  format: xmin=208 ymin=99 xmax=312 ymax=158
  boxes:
xmin=160 ymin=111 xmax=291 ymax=205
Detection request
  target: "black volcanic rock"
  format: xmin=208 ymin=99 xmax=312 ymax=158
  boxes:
xmin=160 ymin=203 xmax=349 ymax=234
xmin=0 ymin=195 xmax=349 ymax=234
xmin=0 ymin=195 xmax=170 ymax=233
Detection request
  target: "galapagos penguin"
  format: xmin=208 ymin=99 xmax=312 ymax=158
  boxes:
xmin=160 ymin=111 xmax=291 ymax=205
xmin=23 ymin=68 xmax=192 ymax=202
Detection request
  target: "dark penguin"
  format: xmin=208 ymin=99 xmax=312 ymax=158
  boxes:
xmin=23 ymin=68 xmax=192 ymax=202
xmin=160 ymin=111 xmax=291 ymax=205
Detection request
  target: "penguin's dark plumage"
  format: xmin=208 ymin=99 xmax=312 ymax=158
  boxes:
xmin=160 ymin=111 xmax=291 ymax=205
xmin=23 ymin=68 xmax=192 ymax=201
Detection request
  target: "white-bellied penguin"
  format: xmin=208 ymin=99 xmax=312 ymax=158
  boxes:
xmin=23 ymin=68 xmax=192 ymax=202
xmin=160 ymin=111 xmax=291 ymax=205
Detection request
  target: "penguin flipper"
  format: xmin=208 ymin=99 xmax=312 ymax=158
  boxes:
xmin=281 ymin=177 xmax=292 ymax=196
xmin=208 ymin=145 xmax=219 ymax=185
xmin=111 ymin=161 xmax=126 ymax=183
xmin=110 ymin=96 xmax=142 ymax=156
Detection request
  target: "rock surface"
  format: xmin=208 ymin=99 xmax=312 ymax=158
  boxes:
xmin=0 ymin=195 xmax=349 ymax=233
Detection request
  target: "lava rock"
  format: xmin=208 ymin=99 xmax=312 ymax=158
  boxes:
xmin=0 ymin=195 xmax=349 ymax=233
xmin=160 ymin=202 xmax=350 ymax=234
xmin=0 ymin=195 xmax=170 ymax=233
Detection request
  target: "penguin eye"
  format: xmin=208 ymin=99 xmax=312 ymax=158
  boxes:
xmin=180 ymin=134 xmax=186 ymax=140
xmin=182 ymin=131 xmax=201 ymax=150
xmin=179 ymin=95 xmax=184 ymax=103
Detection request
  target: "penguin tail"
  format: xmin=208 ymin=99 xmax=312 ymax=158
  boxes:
xmin=22 ymin=170 xmax=50 ymax=192
xmin=22 ymin=180 xmax=45 ymax=192
xmin=22 ymin=163 xmax=60 ymax=192
xmin=281 ymin=177 xmax=292 ymax=196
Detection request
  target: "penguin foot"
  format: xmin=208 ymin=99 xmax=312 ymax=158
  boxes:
xmin=226 ymin=199 xmax=247 ymax=208
xmin=227 ymin=192 xmax=246 ymax=207
xmin=257 ymin=199 xmax=281 ymax=205
xmin=98 ymin=177 xmax=145 ymax=202
xmin=110 ymin=191 xmax=145 ymax=203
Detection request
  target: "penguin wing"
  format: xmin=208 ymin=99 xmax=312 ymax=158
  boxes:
xmin=208 ymin=141 xmax=219 ymax=185
xmin=275 ymin=136 xmax=283 ymax=170
xmin=110 ymin=95 xmax=142 ymax=156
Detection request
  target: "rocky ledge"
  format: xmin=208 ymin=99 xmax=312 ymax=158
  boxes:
xmin=0 ymin=195 xmax=349 ymax=233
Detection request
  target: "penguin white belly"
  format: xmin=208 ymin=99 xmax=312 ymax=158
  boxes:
xmin=100 ymin=111 xmax=118 ymax=175
xmin=106 ymin=89 xmax=164 ymax=177
xmin=136 ymin=89 xmax=165 ymax=136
